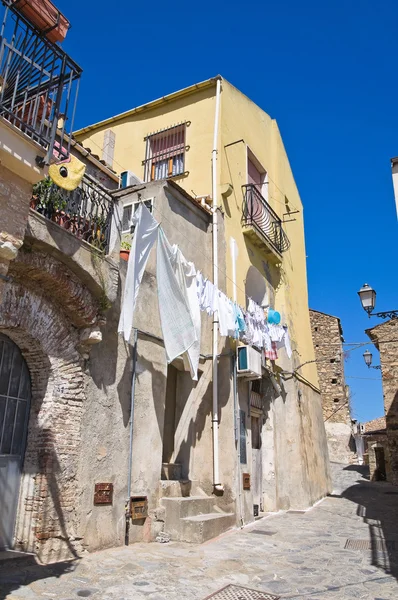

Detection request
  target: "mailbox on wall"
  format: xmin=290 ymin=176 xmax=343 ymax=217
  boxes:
xmin=130 ymin=496 xmax=148 ymax=520
xmin=243 ymin=473 xmax=251 ymax=490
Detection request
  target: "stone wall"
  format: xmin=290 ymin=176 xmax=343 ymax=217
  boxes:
xmin=0 ymin=164 xmax=32 ymax=299
xmin=367 ymin=319 xmax=398 ymax=484
xmin=309 ymin=309 xmax=353 ymax=464
xmin=364 ymin=434 xmax=390 ymax=482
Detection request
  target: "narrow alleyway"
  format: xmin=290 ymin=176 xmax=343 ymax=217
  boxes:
xmin=1 ymin=463 xmax=398 ymax=600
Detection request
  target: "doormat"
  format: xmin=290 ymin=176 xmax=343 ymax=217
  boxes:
xmin=345 ymin=539 xmax=396 ymax=552
xmin=203 ymin=584 xmax=280 ymax=600
xmin=249 ymin=529 xmax=276 ymax=536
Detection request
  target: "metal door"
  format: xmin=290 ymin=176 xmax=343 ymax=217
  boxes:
xmin=251 ymin=413 xmax=262 ymax=513
xmin=0 ymin=334 xmax=31 ymax=549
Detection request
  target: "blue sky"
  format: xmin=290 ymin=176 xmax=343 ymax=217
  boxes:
xmin=57 ymin=0 xmax=397 ymax=422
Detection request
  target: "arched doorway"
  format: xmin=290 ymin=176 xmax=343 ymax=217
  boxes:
xmin=0 ymin=334 xmax=31 ymax=549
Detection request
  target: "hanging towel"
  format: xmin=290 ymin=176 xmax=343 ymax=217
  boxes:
xmin=217 ymin=291 xmax=235 ymax=337
xmin=169 ymin=246 xmax=201 ymax=380
xmin=118 ymin=203 xmax=159 ymax=342
xmin=234 ymin=304 xmax=246 ymax=338
xmin=283 ymin=326 xmax=292 ymax=358
xmin=200 ymin=279 xmax=218 ymax=315
xmin=157 ymin=228 xmax=196 ymax=365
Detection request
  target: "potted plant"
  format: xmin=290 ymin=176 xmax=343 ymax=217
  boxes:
xmin=31 ymin=176 xmax=67 ymax=225
xmin=120 ymin=240 xmax=131 ymax=261
xmin=12 ymin=0 xmax=70 ymax=44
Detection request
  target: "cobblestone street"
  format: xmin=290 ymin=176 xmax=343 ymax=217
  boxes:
xmin=1 ymin=463 xmax=398 ymax=600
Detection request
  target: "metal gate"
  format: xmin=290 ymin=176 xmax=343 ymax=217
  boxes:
xmin=0 ymin=334 xmax=31 ymax=549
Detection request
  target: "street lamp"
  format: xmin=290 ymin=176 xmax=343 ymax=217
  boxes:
xmin=357 ymin=283 xmax=398 ymax=319
xmin=363 ymin=350 xmax=382 ymax=370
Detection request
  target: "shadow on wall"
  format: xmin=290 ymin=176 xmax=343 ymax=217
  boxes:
xmin=342 ymin=473 xmax=398 ymax=582
xmin=2 ymin=329 xmax=82 ymax=563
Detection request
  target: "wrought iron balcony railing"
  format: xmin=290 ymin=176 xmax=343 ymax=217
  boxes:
xmin=31 ymin=175 xmax=114 ymax=253
xmin=0 ymin=0 xmax=82 ymax=164
xmin=242 ymin=184 xmax=290 ymax=254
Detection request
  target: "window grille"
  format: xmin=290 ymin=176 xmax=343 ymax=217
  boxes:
xmin=143 ymin=123 xmax=188 ymax=182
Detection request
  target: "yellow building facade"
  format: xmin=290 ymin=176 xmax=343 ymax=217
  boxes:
xmin=75 ymin=77 xmax=331 ymax=516
xmin=76 ymin=77 xmax=317 ymax=388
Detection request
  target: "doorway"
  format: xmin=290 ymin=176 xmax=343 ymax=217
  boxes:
xmin=251 ymin=410 xmax=262 ymax=513
xmin=374 ymin=446 xmax=387 ymax=481
xmin=162 ymin=363 xmax=192 ymax=479
xmin=0 ymin=334 xmax=31 ymax=549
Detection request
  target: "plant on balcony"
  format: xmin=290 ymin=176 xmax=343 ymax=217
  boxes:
xmin=31 ymin=176 xmax=67 ymax=216
xmin=120 ymin=239 xmax=131 ymax=262
xmin=84 ymin=214 xmax=107 ymax=251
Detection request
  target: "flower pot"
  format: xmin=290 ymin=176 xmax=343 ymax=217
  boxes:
xmin=12 ymin=0 xmax=70 ymax=43
xmin=30 ymin=196 xmax=39 ymax=209
xmin=120 ymin=249 xmax=130 ymax=262
xmin=16 ymin=94 xmax=53 ymax=125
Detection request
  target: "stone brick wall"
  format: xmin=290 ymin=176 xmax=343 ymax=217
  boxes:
xmin=367 ymin=319 xmax=398 ymax=484
xmin=309 ymin=309 xmax=353 ymax=464
xmin=364 ymin=434 xmax=390 ymax=482
xmin=0 ymin=280 xmax=86 ymax=561
xmin=309 ymin=310 xmax=350 ymax=424
xmin=0 ymin=164 xmax=32 ymax=299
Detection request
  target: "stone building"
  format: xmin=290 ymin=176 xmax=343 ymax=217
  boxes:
xmin=362 ymin=417 xmax=389 ymax=481
xmin=366 ymin=318 xmax=398 ymax=484
xmin=309 ymin=309 xmax=353 ymax=463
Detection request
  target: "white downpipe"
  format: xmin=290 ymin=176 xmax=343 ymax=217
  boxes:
xmin=212 ymin=77 xmax=223 ymax=493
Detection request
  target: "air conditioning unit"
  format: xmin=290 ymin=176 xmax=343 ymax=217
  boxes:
xmin=120 ymin=170 xmax=142 ymax=188
xmin=237 ymin=345 xmax=262 ymax=379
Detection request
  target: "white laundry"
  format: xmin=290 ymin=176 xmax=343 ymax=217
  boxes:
xmin=157 ymin=228 xmax=197 ymax=365
xmin=118 ymin=203 xmax=159 ymax=342
xmin=248 ymin=298 xmax=265 ymax=322
xmin=200 ymin=279 xmax=218 ymax=315
xmin=283 ymin=326 xmax=292 ymax=358
xmin=196 ymin=271 xmax=205 ymax=304
xmin=217 ymin=291 xmax=235 ymax=337
xmin=169 ymin=247 xmax=201 ymax=380
xmin=268 ymin=323 xmax=285 ymax=343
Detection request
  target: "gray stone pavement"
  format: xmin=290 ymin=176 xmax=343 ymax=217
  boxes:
xmin=1 ymin=463 xmax=398 ymax=600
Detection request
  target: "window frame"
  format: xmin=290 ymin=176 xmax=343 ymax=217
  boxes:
xmin=121 ymin=199 xmax=154 ymax=234
xmin=143 ymin=122 xmax=189 ymax=183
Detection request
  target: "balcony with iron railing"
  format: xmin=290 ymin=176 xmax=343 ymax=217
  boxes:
xmin=242 ymin=184 xmax=290 ymax=259
xmin=0 ymin=0 xmax=81 ymax=166
xmin=30 ymin=174 xmax=115 ymax=253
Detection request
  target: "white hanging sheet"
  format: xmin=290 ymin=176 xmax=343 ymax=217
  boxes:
xmin=118 ymin=203 xmax=159 ymax=342
xmin=169 ymin=246 xmax=201 ymax=380
xmin=156 ymin=228 xmax=197 ymax=365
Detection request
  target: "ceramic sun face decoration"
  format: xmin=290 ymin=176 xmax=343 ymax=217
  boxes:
xmin=49 ymin=154 xmax=86 ymax=191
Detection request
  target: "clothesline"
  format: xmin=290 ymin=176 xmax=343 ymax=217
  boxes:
xmin=118 ymin=204 xmax=292 ymax=380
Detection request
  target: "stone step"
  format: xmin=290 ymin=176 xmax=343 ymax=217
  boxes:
xmin=161 ymin=495 xmax=214 ymax=518
xmin=181 ymin=512 xmax=236 ymax=543
xmin=159 ymin=479 xmax=200 ymax=498
xmin=161 ymin=462 xmax=182 ymax=481
xmin=161 ymin=496 xmax=216 ymax=539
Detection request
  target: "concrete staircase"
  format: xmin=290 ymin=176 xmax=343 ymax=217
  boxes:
xmin=159 ymin=463 xmax=235 ymax=543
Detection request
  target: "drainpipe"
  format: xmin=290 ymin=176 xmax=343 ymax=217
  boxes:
xmin=125 ymin=327 xmax=138 ymax=545
xmin=232 ymin=353 xmax=244 ymax=526
xmin=212 ymin=77 xmax=223 ymax=493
